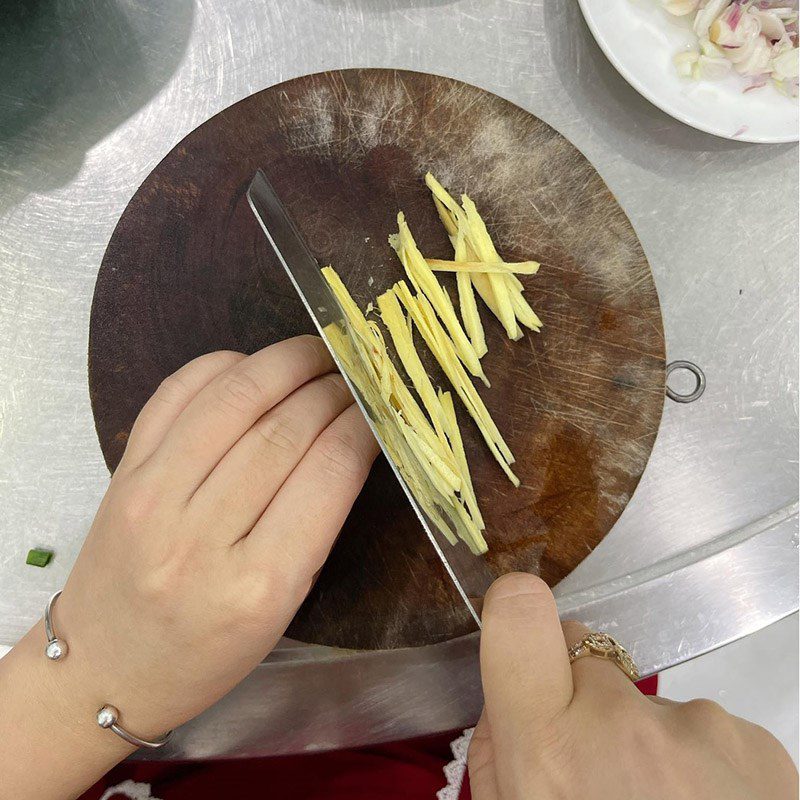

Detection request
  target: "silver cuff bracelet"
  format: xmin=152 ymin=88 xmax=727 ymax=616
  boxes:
xmin=96 ymin=704 xmax=172 ymax=749
xmin=43 ymin=589 xmax=173 ymax=749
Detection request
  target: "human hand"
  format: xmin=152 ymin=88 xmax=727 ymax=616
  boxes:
xmin=25 ymin=336 xmax=378 ymax=743
xmin=469 ymin=573 xmax=797 ymax=800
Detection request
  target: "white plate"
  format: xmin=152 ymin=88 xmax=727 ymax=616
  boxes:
xmin=578 ymin=0 xmax=799 ymax=143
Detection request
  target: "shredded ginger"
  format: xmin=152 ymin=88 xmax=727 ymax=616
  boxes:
xmin=318 ymin=173 xmax=543 ymax=554
xmin=322 ymin=266 xmax=489 ymax=554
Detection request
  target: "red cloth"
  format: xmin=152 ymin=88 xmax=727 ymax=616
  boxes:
xmin=81 ymin=676 xmax=658 ymax=799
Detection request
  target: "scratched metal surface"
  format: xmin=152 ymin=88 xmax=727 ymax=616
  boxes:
xmin=0 ymin=0 xmax=797 ymax=757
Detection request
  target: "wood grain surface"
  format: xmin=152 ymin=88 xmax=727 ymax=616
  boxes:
xmin=89 ymin=69 xmax=665 ymax=650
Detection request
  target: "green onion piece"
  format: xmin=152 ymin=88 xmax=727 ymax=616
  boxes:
xmin=26 ymin=548 xmax=53 ymax=568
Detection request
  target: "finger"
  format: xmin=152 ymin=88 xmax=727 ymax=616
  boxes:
xmin=189 ymin=373 xmax=354 ymax=539
xmin=118 ymin=351 xmax=246 ymax=472
xmin=150 ymin=336 xmax=335 ymax=495
xmin=562 ymin=621 xmax=643 ymax=701
xmin=648 ymin=696 xmax=678 ymax=706
xmin=468 ymin=710 xmax=499 ymax=800
xmin=480 ymin=573 xmax=573 ymax=745
xmin=239 ymin=403 xmax=379 ymax=592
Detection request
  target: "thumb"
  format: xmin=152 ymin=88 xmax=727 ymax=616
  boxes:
xmin=480 ymin=573 xmax=573 ymax=752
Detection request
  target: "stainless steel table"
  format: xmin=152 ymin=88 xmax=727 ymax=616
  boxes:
xmin=1 ymin=0 xmax=797 ymax=759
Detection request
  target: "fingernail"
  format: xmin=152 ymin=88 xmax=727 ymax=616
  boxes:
xmin=486 ymin=572 xmax=549 ymax=602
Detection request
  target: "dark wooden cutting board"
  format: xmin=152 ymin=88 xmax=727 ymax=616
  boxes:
xmin=89 ymin=69 xmax=665 ymax=650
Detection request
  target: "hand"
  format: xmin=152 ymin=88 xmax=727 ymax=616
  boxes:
xmin=1 ymin=336 xmax=379 ymax=799
xmin=59 ymin=335 xmax=379 ymax=734
xmin=470 ymin=573 xmax=797 ymax=800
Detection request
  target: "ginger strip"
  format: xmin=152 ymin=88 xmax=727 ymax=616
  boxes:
xmin=425 ymin=173 xmax=540 ymax=341
xmin=425 ymin=259 xmax=540 ymax=275
xmin=439 ymin=389 xmax=484 ymax=530
xmin=459 ymin=195 xmax=518 ymax=340
xmin=452 ymin=225 xmax=488 ymax=358
xmin=390 ymin=214 xmax=488 ymax=385
xmin=377 ymin=289 xmax=450 ymax=449
xmin=394 ymin=281 xmax=519 ymax=487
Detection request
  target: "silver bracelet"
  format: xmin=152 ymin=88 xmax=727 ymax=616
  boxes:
xmin=43 ymin=589 xmax=173 ymax=749
xmin=44 ymin=590 xmax=69 ymax=661
xmin=96 ymin=705 xmax=173 ymax=749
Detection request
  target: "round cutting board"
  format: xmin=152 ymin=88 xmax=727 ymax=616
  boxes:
xmin=89 ymin=69 xmax=665 ymax=650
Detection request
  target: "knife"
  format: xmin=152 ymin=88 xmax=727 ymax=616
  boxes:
xmin=246 ymin=169 xmax=495 ymax=627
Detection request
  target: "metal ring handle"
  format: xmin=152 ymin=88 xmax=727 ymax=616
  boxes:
xmin=666 ymin=360 xmax=706 ymax=404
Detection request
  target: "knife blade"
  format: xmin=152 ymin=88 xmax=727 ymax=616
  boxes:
xmin=246 ymin=169 xmax=494 ymax=627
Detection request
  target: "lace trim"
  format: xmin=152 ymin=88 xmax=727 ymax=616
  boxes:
xmin=99 ymin=779 xmax=163 ymax=800
xmin=436 ymin=727 xmax=474 ymax=800
xmin=98 ymin=731 xmax=476 ymax=800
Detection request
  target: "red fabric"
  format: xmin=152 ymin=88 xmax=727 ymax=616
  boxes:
xmin=636 ymin=674 xmax=658 ymax=696
xmin=80 ymin=676 xmax=658 ymax=799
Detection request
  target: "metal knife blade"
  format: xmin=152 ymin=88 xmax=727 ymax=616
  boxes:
xmin=246 ymin=169 xmax=494 ymax=626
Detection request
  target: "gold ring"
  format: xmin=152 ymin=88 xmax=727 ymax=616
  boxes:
xmin=567 ymin=632 xmax=640 ymax=682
